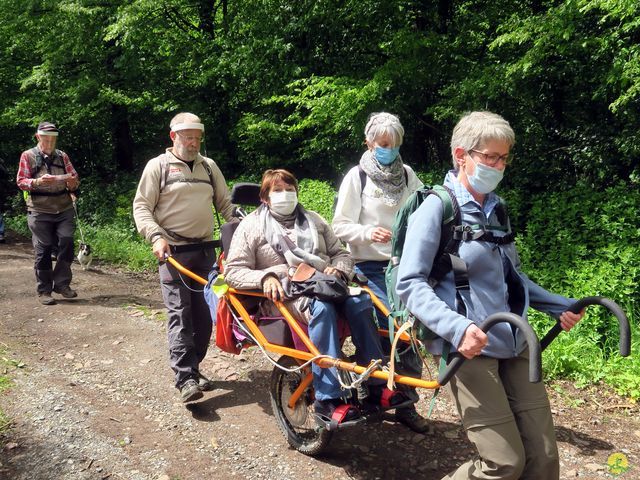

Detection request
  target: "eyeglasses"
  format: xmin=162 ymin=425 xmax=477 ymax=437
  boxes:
xmin=177 ymin=132 xmax=204 ymax=144
xmin=468 ymin=149 xmax=513 ymax=167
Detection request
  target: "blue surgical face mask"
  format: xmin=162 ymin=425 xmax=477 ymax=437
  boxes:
xmin=467 ymin=156 xmax=504 ymax=194
xmin=374 ymin=146 xmax=400 ymax=166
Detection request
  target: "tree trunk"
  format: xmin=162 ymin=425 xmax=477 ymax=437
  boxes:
xmin=111 ymin=104 xmax=134 ymax=172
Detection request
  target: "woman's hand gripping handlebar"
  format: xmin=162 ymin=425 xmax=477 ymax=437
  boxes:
xmin=437 ymin=312 xmax=542 ymax=386
xmin=539 ymin=296 xmax=631 ymax=356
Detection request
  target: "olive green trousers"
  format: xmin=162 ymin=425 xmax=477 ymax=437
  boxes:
xmin=441 ymin=350 xmax=559 ymax=480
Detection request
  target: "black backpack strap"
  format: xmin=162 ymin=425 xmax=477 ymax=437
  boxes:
xmin=428 ymin=185 xmax=461 ymax=280
xmin=202 ymin=160 xmax=223 ymax=231
xmin=159 ymin=155 xmax=169 ymax=193
xmin=495 ymin=197 xmax=509 ymax=227
xmin=358 ymin=165 xmax=367 ymax=192
xmin=28 ymin=147 xmax=41 ymax=176
xmin=426 ymin=186 xmax=470 ymax=315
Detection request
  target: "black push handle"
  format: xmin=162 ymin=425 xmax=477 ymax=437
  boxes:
xmin=539 ymin=296 xmax=630 ymax=356
xmin=438 ymin=312 xmax=542 ymax=386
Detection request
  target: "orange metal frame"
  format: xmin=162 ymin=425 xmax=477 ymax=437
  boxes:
xmin=167 ymin=255 xmax=441 ymax=409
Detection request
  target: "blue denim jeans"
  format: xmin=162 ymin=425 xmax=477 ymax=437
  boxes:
xmin=308 ymin=294 xmax=385 ymax=400
xmin=354 ymin=260 xmax=389 ymax=327
xmin=355 ymin=260 xmax=422 ymax=378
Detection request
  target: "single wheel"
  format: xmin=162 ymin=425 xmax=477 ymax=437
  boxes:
xmin=270 ymin=355 xmax=332 ymax=455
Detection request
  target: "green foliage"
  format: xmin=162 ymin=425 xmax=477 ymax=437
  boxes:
xmin=78 ymin=173 xmax=140 ymax=229
xmin=298 ymin=178 xmax=336 ymax=223
xmin=2 ymin=0 xmax=639 ymax=190
xmin=80 ymin=222 xmax=155 ymax=272
xmin=519 ymin=183 xmax=640 ymax=397
xmin=5 ymin=213 xmax=29 ymax=237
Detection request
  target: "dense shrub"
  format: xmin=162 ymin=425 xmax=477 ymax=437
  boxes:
xmin=517 ymin=183 xmax=639 ymax=396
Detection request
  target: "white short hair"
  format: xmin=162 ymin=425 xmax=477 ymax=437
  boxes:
xmin=450 ymin=111 xmax=515 ymax=169
xmin=364 ymin=112 xmax=404 ymax=147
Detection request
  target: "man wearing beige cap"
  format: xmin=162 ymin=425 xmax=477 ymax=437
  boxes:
xmin=133 ymin=112 xmax=235 ymax=403
xmin=16 ymin=122 xmax=80 ymax=305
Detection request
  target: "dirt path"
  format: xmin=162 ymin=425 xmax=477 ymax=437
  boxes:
xmin=0 ymin=237 xmax=638 ymax=480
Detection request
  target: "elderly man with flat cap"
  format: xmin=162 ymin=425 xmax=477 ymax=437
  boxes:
xmin=133 ymin=112 xmax=236 ymax=403
xmin=16 ymin=122 xmax=80 ymax=305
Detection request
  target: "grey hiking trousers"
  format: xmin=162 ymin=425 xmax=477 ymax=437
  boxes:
xmin=159 ymin=246 xmax=216 ymax=389
xmin=27 ymin=208 xmax=75 ymax=294
xmin=442 ymin=349 xmax=559 ymax=480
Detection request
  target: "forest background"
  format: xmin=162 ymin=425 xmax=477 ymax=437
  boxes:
xmin=0 ymin=0 xmax=638 ymax=399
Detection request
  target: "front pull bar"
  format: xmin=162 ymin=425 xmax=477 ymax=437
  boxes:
xmin=539 ymin=296 xmax=631 ymax=356
xmin=438 ymin=312 xmax=542 ymax=386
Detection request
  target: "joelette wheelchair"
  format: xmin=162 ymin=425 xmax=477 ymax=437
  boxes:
xmin=166 ymin=183 xmax=631 ymax=456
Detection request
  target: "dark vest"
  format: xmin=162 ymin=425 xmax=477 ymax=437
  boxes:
xmin=25 ymin=147 xmax=73 ymax=214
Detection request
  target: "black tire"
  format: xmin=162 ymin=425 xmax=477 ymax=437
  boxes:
xmin=270 ymin=355 xmax=332 ymax=456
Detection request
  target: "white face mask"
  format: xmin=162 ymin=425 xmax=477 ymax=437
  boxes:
xmin=467 ymin=156 xmax=504 ymax=194
xmin=269 ymin=190 xmax=298 ymax=215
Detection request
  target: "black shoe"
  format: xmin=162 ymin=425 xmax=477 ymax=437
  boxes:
xmin=37 ymin=292 xmax=56 ymax=305
xmin=180 ymin=379 xmax=204 ymax=403
xmin=396 ymin=405 xmax=430 ymax=433
xmin=197 ymin=373 xmax=216 ymax=392
xmin=53 ymin=286 xmax=78 ymax=298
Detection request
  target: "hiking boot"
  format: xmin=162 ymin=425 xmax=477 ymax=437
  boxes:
xmin=38 ymin=292 xmax=56 ymax=305
xmin=180 ymin=379 xmax=204 ymax=403
xmin=53 ymin=286 xmax=78 ymax=298
xmin=396 ymin=405 xmax=430 ymax=433
xmin=197 ymin=373 xmax=216 ymax=392
xmin=0 ymin=234 xmax=5 ymax=244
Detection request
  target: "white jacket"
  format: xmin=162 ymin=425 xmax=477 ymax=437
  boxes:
xmin=332 ymin=165 xmax=423 ymax=262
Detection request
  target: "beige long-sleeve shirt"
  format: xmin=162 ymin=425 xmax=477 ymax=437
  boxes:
xmin=133 ymin=149 xmax=235 ymax=245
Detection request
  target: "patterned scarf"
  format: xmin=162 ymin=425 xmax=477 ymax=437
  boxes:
xmin=259 ymin=204 xmax=328 ymax=271
xmin=358 ymin=149 xmax=406 ymax=206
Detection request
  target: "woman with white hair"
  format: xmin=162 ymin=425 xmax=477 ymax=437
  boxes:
xmin=396 ymin=111 xmax=584 ymax=479
xmin=332 ymin=112 xmax=427 ymax=432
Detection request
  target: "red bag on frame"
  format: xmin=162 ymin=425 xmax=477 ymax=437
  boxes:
xmin=215 ymin=296 xmax=241 ymax=354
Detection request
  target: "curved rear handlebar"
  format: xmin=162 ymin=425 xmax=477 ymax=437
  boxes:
xmin=539 ymin=296 xmax=630 ymax=356
xmin=437 ymin=312 xmax=542 ymax=386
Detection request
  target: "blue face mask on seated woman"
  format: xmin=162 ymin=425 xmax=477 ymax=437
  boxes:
xmin=374 ymin=146 xmax=400 ymax=166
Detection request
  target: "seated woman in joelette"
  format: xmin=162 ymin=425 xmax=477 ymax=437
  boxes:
xmin=224 ymin=169 xmax=407 ymax=421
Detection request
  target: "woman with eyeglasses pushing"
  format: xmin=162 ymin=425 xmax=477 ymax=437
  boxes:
xmin=396 ymin=111 xmax=584 ymax=480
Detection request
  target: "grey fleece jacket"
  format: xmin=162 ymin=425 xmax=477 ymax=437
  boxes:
xmin=396 ymin=171 xmax=574 ymax=358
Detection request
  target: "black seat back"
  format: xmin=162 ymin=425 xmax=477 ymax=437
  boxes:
xmin=221 ymin=222 xmax=240 ymax=255
xmin=221 ymin=182 xmax=261 ymax=255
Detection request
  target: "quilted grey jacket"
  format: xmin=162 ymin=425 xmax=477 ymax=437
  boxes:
xmin=224 ymin=207 xmax=353 ymax=321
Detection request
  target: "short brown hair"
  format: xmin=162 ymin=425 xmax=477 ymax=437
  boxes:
xmin=259 ymin=169 xmax=299 ymax=202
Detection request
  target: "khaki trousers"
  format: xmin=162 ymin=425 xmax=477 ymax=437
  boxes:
xmin=442 ymin=350 xmax=559 ymax=480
